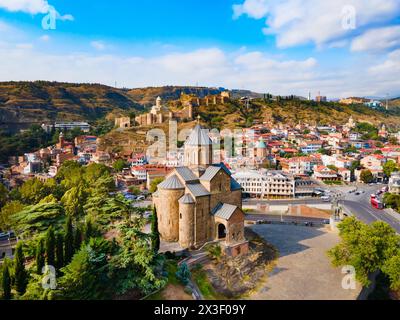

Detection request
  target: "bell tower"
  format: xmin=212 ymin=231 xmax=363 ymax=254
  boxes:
xmin=184 ymin=124 xmax=213 ymax=173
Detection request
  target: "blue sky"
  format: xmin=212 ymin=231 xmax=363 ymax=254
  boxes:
xmin=0 ymin=0 xmax=399 ymax=98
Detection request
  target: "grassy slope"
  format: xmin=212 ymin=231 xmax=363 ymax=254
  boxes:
xmin=197 ymin=98 xmax=400 ymax=129
xmin=2 ymin=81 xmax=399 ymax=129
xmin=0 ymin=81 xmax=143 ymax=123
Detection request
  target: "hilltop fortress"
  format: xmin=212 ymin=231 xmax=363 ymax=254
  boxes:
xmin=135 ymin=91 xmax=230 ymax=126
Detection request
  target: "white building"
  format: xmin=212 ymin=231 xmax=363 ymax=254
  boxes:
xmin=232 ymin=170 xmax=296 ymax=198
xmin=389 ymin=172 xmax=400 ymax=195
xmin=54 ymin=122 xmax=91 ymax=132
xmin=131 ymin=166 xmax=147 ymax=181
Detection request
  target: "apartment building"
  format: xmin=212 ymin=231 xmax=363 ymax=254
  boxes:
xmin=232 ymin=170 xmax=296 ymax=198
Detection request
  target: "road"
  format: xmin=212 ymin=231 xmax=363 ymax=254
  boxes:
xmin=332 ymin=184 xmax=400 ymax=233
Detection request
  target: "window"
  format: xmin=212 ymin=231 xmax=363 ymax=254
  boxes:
xmin=180 ymin=213 xmax=182 ymax=219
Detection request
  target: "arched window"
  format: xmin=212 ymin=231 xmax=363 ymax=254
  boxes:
xmin=217 ymin=224 xmax=227 ymax=239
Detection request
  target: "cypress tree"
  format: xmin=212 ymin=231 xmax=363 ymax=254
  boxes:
xmin=151 ymin=207 xmax=160 ymax=253
xmin=74 ymin=226 xmax=82 ymax=252
xmin=45 ymin=226 xmax=55 ymax=267
xmin=2 ymin=258 xmax=11 ymax=300
xmin=35 ymin=238 xmax=45 ymax=274
xmin=14 ymin=242 xmax=28 ymax=296
xmin=84 ymin=219 xmax=94 ymax=242
xmin=64 ymin=216 xmax=74 ymax=264
xmin=55 ymin=233 xmax=64 ymax=270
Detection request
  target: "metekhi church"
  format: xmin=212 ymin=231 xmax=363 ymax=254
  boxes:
xmin=153 ymin=124 xmax=248 ymax=256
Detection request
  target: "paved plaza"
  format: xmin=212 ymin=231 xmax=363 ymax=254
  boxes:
xmin=249 ymin=224 xmax=362 ymax=300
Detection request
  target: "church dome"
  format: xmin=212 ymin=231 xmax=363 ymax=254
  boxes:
xmin=256 ymin=138 xmax=267 ymax=149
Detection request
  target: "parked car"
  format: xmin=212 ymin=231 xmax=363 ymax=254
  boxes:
xmin=136 ymin=195 xmax=145 ymax=201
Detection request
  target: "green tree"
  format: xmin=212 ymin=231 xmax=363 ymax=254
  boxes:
xmin=35 ymin=239 xmax=45 ymax=274
xmin=9 ymin=202 xmax=64 ymax=238
xmin=14 ymin=242 xmax=28 ymax=296
xmin=61 ymin=187 xmax=87 ymax=216
xmin=175 ymin=263 xmax=191 ymax=286
xmin=383 ymin=160 xmax=399 ymax=178
xmin=74 ymin=226 xmax=82 ymax=252
xmin=128 ymin=186 xmax=141 ymax=196
xmin=64 ymin=216 xmax=74 ymax=264
xmin=84 ymin=218 xmax=95 ymax=242
xmin=328 ymin=217 xmax=400 ymax=287
xmin=382 ymin=254 xmax=400 ymax=290
xmin=58 ymin=238 xmax=112 ymax=300
xmin=56 ymin=233 xmax=64 ymax=270
xmin=360 ymin=169 xmax=374 ymax=184
xmin=317 ymin=148 xmax=330 ymax=155
xmin=45 ymin=227 xmax=56 ymax=267
xmin=151 ymin=207 xmax=160 ymax=253
xmin=0 ymin=200 xmax=24 ymax=231
xmin=383 ymin=193 xmax=400 ymax=211
xmin=113 ymin=159 xmax=129 ymax=172
xmin=19 ymin=178 xmax=45 ymax=204
xmin=150 ymin=177 xmax=165 ymax=193
xmin=0 ymin=183 xmax=8 ymax=209
xmin=2 ymin=258 xmax=11 ymax=300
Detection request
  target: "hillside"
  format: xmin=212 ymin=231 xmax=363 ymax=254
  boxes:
xmin=0 ymin=81 xmax=143 ymax=125
xmin=1 ymin=81 xmax=400 ymax=130
xmin=389 ymin=98 xmax=400 ymax=108
xmin=195 ymin=97 xmax=400 ymax=130
xmin=97 ymin=97 xmax=400 ymax=155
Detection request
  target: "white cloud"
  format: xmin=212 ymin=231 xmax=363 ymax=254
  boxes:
xmin=91 ymin=41 xmax=106 ymax=51
xmin=369 ymin=49 xmax=400 ymax=75
xmin=0 ymin=0 xmax=48 ymax=14
xmin=233 ymin=0 xmax=400 ymax=48
xmin=351 ymin=26 xmax=400 ymax=52
xmin=233 ymin=0 xmax=269 ymax=19
xmin=0 ymin=21 xmax=398 ymax=99
xmin=0 ymin=0 xmax=74 ymax=22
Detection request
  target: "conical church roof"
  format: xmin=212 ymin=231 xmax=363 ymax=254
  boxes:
xmin=185 ymin=124 xmax=212 ymax=146
xmin=158 ymin=174 xmax=184 ymax=190
xmin=178 ymin=194 xmax=195 ymax=204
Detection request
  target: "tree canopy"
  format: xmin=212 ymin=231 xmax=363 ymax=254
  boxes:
xmin=328 ymin=217 xmax=400 ymax=289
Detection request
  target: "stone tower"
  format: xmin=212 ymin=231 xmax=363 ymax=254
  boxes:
xmin=156 ymin=96 xmax=162 ymax=108
xmin=256 ymin=137 xmax=267 ymax=158
xmin=58 ymin=132 xmax=65 ymax=149
xmin=184 ymin=124 xmax=213 ymax=175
